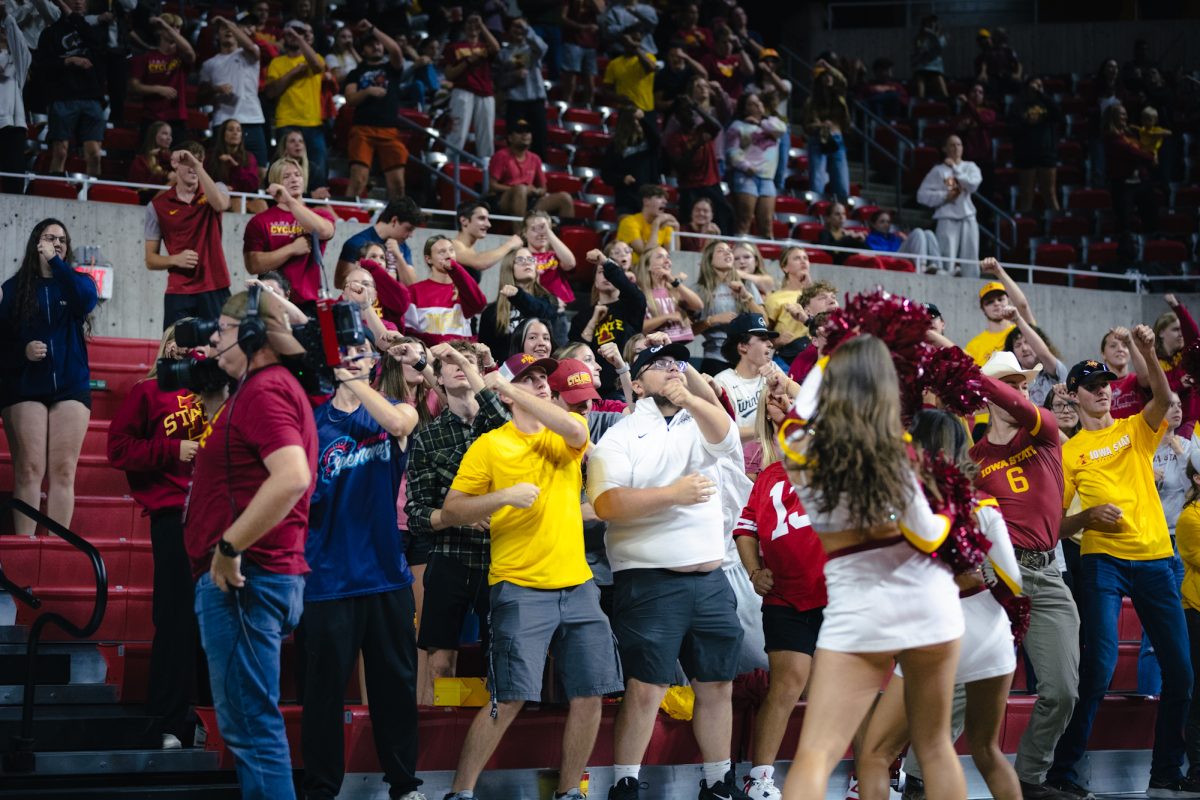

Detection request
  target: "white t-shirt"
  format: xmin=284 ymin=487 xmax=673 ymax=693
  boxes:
xmin=713 ymin=369 xmax=765 ymax=426
xmin=199 ymin=49 xmax=266 ymax=126
xmin=587 ymin=397 xmax=743 ymax=571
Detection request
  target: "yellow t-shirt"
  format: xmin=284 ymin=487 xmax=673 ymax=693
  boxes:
xmin=267 ymin=52 xmax=325 ymax=128
xmin=451 ymin=416 xmax=591 ymax=589
xmin=616 ymin=212 xmax=673 ymax=263
xmin=1062 ymin=415 xmax=1173 ymax=561
xmin=764 ymin=289 xmax=808 ymax=341
xmin=1177 ymin=502 xmax=1200 ymax=612
xmin=603 ymin=53 xmax=657 ymax=112
xmin=964 ymin=325 xmax=1015 ymax=367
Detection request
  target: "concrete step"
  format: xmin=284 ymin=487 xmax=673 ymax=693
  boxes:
xmin=0 ymin=683 xmax=118 ymax=705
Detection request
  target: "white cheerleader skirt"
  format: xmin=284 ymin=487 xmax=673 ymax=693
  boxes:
xmin=895 ymin=586 xmax=1016 ymax=682
xmin=817 ymin=536 xmax=964 ymax=654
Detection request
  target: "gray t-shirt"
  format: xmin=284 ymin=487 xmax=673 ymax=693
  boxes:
xmin=1028 ymin=357 xmax=1066 ymax=409
xmin=699 ymin=281 xmax=763 ymax=362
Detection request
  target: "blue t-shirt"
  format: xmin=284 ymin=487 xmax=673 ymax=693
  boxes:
xmin=306 ymin=400 xmax=412 ymax=601
xmin=339 ymin=225 xmax=412 ymax=266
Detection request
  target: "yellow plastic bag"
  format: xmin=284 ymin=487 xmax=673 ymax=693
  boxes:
xmin=659 ymin=685 xmax=695 ymax=721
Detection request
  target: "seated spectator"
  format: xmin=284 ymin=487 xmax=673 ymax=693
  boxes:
xmin=198 ymin=15 xmax=268 ymax=175
xmin=858 ymin=57 xmax=908 ymax=120
xmin=603 ymin=29 xmax=656 ymax=123
xmin=336 ymin=196 xmax=424 ymax=288
xmin=574 ymin=244 xmax=647 ymax=398
xmin=764 ymin=246 xmax=814 ymax=364
xmin=130 ymin=121 xmax=175 ymax=189
xmin=703 ymin=24 xmax=753 ymax=102
xmin=243 ymin=157 xmax=337 ymax=309
xmin=616 ymin=184 xmax=677 ymax=260
xmin=654 ymin=42 xmax=707 ymax=111
xmin=917 ymin=135 xmax=982 ymax=277
xmin=726 ymin=91 xmax=787 ymax=236
xmin=803 ymin=59 xmax=851 ymax=202
xmin=602 ymin=107 xmax=662 ymax=217
xmin=864 ymin=209 xmax=941 ymax=273
xmin=560 ymin=0 xmax=602 ymax=106
xmin=478 ymin=246 xmax=561 ymax=364
xmin=954 ymin=83 xmax=996 ymax=194
xmin=207 ymin=120 xmax=263 ymax=212
xmin=601 ymin=0 xmax=657 ymax=56
xmin=0 ymin=5 xmax=31 ymax=193
xmin=816 ymin=201 xmax=866 ymax=264
xmin=911 ymin=14 xmax=947 ymax=99
xmin=664 ymin=95 xmax=733 ymax=235
xmin=497 ymin=17 xmax=549 ymax=158
xmin=678 ymin=196 xmax=722 ymax=252
xmin=36 ymin=0 xmax=106 ymax=176
xmin=693 ymin=239 xmax=765 ymax=374
xmin=444 ymin=13 xmax=499 ymax=159
xmin=637 ymin=245 xmax=700 ymax=343
xmin=129 ymin=14 xmax=194 ymax=145
xmin=1009 ymin=77 xmax=1061 ymax=213
xmin=522 ymin=211 xmax=575 ymax=318
xmin=451 ymin=200 xmax=524 ymax=282
xmin=406 ymin=235 xmax=488 ymax=345
xmin=1103 ymin=102 xmax=1159 ymax=239
xmin=265 ymin=20 xmax=327 ymax=190
xmin=272 ymin=129 xmax=329 ymax=198
xmin=510 ymin=317 xmax=556 ymax=364
xmin=974 ymin=27 xmax=1022 ymax=99
xmin=323 ymin=24 xmax=360 ymax=84
xmin=343 ymin=21 xmax=410 ymax=200
xmin=487 ymin=120 xmax=573 ymax=219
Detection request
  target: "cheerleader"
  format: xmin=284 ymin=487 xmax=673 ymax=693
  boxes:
xmin=780 ymin=334 xmax=965 ymax=800
xmin=855 ymin=409 xmax=1023 ymax=800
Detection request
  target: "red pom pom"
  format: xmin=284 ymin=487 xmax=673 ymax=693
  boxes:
xmin=1001 ymin=594 xmax=1033 ymax=645
xmin=921 ymin=346 xmax=988 ymax=417
xmin=920 ymin=449 xmax=991 ymax=575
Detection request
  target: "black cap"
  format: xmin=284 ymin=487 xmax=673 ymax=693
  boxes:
xmin=1066 ymin=359 xmax=1118 ymax=393
xmin=510 ymin=119 xmax=532 ymax=134
xmin=631 ymin=342 xmax=692 ymax=379
xmin=726 ymin=312 xmax=781 ymax=341
xmin=235 ymin=11 xmax=253 ymax=24
xmin=925 ymin=302 xmax=942 ymax=319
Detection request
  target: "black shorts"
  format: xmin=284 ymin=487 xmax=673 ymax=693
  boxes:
xmin=417 ymin=552 xmax=491 ymax=652
xmin=762 ymin=604 xmax=824 ymax=655
xmin=404 ymin=529 xmax=433 ymax=567
xmin=10 ymin=389 xmax=92 ymax=411
xmin=163 ymin=287 xmax=231 ymax=330
xmin=612 ymin=568 xmax=744 ymax=685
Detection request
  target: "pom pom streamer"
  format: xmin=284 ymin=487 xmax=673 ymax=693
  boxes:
xmin=920 ymin=448 xmax=991 ymax=576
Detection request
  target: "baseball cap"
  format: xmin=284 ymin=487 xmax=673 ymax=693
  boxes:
xmin=1066 ymin=359 xmax=1118 ymax=393
xmin=760 ymin=48 xmax=780 ymax=60
xmin=498 ymin=352 xmax=557 ymax=383
xmin=510 ymin=119 xmax=532 ymax=134
xmin=284 ymin=19 xmax=310 ymax=32
xmin=549 ymin=358 xmax=600 ymax=404
xmin=925 ymin=302 xmax=943 ymax=319
xmin=979 ymin=281 xmax=1007 ymax=301
xmin=235 ymin=11 xmax=253 ymax=25
xmin=981 ymin=350 xmax=1042 ymax=384
xmin=727 ymin=312 xmax=781 ymax=341
xmin=977 ymin=28 xmax=991 ymax=38
xmin=631 ymin=342 xmax=691 ymax=379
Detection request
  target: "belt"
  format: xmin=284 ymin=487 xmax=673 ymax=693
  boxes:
xmin=1015 ymin=547 xmax=1055 ymax=569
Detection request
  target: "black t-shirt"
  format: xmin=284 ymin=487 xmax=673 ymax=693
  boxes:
xmin=345 ymin=61 xmax=406 ymax=128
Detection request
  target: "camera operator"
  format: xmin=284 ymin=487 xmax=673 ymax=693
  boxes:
xmin=183 ymin=289 xmax=317 ymax=800
xmin=106 ymin=322 xmax=227 ymax=750
xmin=300 ymin=337 xmax=423 ymax=800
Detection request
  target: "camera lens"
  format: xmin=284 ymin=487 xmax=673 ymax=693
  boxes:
xmin=331 ymin=301 xmax=365 ymax=347
xmin=174 ymin=318 xmax=219 ymax=348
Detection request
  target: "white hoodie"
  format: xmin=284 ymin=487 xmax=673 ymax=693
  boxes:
xmin=917 ymin=160 xmax=982 ymax=221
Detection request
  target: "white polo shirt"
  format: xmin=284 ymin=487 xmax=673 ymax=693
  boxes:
xmin=587 ymin=397 xmax=743 ymax=572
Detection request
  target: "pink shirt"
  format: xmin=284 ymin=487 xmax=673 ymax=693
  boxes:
xmin=489 ymin=147 xmax=545 ymax=188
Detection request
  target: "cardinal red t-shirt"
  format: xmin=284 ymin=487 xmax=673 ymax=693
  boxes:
xmin=443 ymin=40 xmax=493 ymax=95
xmin=184 ymin=365 xmax=318 ymax=579
xmin=733 ymin=461 xmax=827 ymax=611
xmin=1110 ymin=372 xmax=1148 ymax=419
xmin=243 ymin=205 xmax=337 ymax=304
xmin=132 ymin=50 xmax=188 ymax=122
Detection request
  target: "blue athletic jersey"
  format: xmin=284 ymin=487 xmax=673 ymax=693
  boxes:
xmin=306 ymin=400 xmax=412 ymax=601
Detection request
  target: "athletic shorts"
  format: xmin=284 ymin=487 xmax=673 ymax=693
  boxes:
xmin=561 ymin=43 xmax=597 ymax=75
xmin=48 ymin=99 xmax=105 ymax=144
xmin=762 ymin=604 xmax=824 ymax=655
xmin=348 ymin=126 xmax=410 ymax=173
xmin=418 ymin=553 xmax=490 ymax=651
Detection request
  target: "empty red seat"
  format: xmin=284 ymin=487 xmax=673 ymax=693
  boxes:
xmin=437 ymin=163 xmax=484 ymax=210
xmin=1160 ymin=212 xmax=1197 ymax=236
xmin=1066 ymin=188 xmax=1112 ymax=211
xmin=563 ymin=107 xmax=604 ymax=128
xmin=186 ymin=110 xmax=209 ymax=132
xmin=576 ymin=130 xmax=613 ymax=150
xmin=772 ymin=219 xmax=794 ymax=239
xmin=557 ymin=225 xmax=600 ymax=259
xmin=1173 ymin=185 xmax=1200 ymax=211
xmin=546 ymin=172 xmax=583 ymax=194
xmin=774 ymin=196 xmax=808 ymax=215
xmin=89 ymin=185 xmax=141 ymax=206
xmin=569 ymin=199 xmax=593 ymax=220
xmin=29 ymin=179 xmax=79 ymax=200
xmin=1143 ymin=239 xmax=1188 ymax=262
xmin=336 ymin=206 xmax=372 ymax=223
xmin=806 ymin=248 xmax=833 ymax=264
xmin=795 ymin=222 xmax=823 ymax=243
xmin=544 ymin=146 xmax=571 ymax=169
xmin=852 ymin=204 xmax=881 ymax=222
xmin=757 ymin=244 xmax=783 ymax=260
xmin=808 ymin=200 xmax=832 ymax=218
xmin=103 ymin=127 xmax=140 ymax=152
xmin=910 ymin=100 xmax=950 ymax=119
xmin=1057 ymin=140 xmax=1084 ymax=163
xmin=843 ymin=253 xmax=885 ymax=270
xmin=1046 ymin=213 xmax=1089 ymax=238
xmin=546 ymin=126 xmax=574 ymax=146
xmin=1032 ymin=241 xmax=1076 ymax=286
xmin=1085 ymin=238 xmax=1121 ymax=266
xmin=586 ymin=177 xmax=615 ymax=197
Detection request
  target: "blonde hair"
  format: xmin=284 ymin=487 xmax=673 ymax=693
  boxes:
xmin=145 ymin=322 xmax=180 ymax=380
xmin=273 ymin=134 xmax=310 ymax=189
xmin=635 ymin=248 xmax=688 ymax=333
xmin=754 ymin=385 xmax=780 ymax=468
xmin=698 ymin=240 xmax=755 ymax=312
xmin=267 ymin=157 xmax=306 ymax=191
xmin=492 ymin=246 xmax=553 ymax=335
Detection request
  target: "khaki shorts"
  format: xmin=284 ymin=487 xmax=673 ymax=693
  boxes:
xmin=348 ymin=125 xmax=410 ymax=172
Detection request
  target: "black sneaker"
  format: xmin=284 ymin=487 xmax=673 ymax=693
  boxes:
xmin=1044 ymin=780 xmax=1095 ymax=800
xmin=609 ymin=777 xmax=645 ymax=800
xmin=1147 ymin=776 xmax=1200 ymax=798
xmin=1019 ymin=780 xmax=1077 ymax=800
xmin=699 ymin=770 xmax=753 ymax=800
xmin=902 ymin=775 xmax=925 ymax=800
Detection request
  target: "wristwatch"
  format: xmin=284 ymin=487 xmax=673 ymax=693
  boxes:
xmin=217 ymin=538 xmax=241 ymax=558
xmin=670 ymin=278 xmax=682 ymax=288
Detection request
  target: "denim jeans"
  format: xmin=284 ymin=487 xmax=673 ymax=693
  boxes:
xmin=807 ymin=133 xmax=849 ymax=202
xmin=1049 ymin=554 xmax=1193 ymax=785
xmin=278 ymin=125 xmax=328 ymax=191
xmin=1138 ymin=545 xmax=1185 ymax=695
xmin=195 ymin=564 xmax=305 ymax=800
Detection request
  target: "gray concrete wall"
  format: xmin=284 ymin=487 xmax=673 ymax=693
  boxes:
xmin=0 ymin=195 xmax=1195 ymax=367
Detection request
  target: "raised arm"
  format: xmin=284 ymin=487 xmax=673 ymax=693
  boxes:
xmin=484 ymin=371 xmax=588 ymax=448
xmin=981 ymin=256 xmax=1036 ymax=326
xmin=448 ymin=260 xmax=488 ymax=317
xmin=335 ymin=369 xmax=419 ymax=438
xmin=1003 ymin=306 xmax=1058 ymax=374
xmin=451 ymin=233 xmax=523 ymax=272
xmin=1133 ymin=323 xmax=1171 ymax=432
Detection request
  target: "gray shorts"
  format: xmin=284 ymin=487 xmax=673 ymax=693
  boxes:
xmin=612 ymin=568 xmax=744 ymax=685
xmin=488 ymin=580 xmax=624 ymax=703
xmin=561 ymin=42 xmax=597 ymax=75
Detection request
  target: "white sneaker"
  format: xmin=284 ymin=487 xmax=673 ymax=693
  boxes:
xmin=161 ymin=733 xmax=182 ymax=750
xmin=845 ymin=775 xmax=861 ymax=800
xmin=744 ymin=775 xmax=782 ymax=800
xmin=395 ymin=792 xmax=428 ymax=800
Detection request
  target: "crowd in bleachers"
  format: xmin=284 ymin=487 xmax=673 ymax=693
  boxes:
xmin=4 ymin=4 xmax=1200 ymax=800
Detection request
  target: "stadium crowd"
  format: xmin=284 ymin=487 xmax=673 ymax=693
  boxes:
xmin=1 ymin=3 xmax=1200 ymax=800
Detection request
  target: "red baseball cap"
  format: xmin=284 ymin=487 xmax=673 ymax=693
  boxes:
xmin=499 ymin=352 xmax=557 ymax=383
xmin=548 ymin=358 xmax=601 ymax=404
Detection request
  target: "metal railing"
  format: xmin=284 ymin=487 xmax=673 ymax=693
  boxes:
xmin=394 ymin=114 xmax=490 ymax=209
xmin=0 ymin=498 xmax=108 ymax=774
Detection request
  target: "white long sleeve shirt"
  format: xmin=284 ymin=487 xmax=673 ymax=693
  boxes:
xmin=917 ymin=160 xmax=982 ymax=221
xmin=0 ymin=13 xmax=30 ymax=129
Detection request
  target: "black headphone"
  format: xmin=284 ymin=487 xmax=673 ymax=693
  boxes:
xmin=237 ymin=283 xmax=268 ymax=356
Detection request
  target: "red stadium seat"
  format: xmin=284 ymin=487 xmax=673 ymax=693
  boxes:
xmin=1057 ymin=140 xmax=1084 ymax=163
xmin=851 ymin=204 xmax=881 ymax=222
xmin=774 ymin=196 xmax=808 ymax=215
xmin=808 ymin=200 xmax=831 ymax=218
xmin=563 ymin=107 xmax=604 ymax=128
xmin=843 ymin=253 xmax=885 ymax=270
xmin=546 ymin=172 xmax=584 ymax=194
xmin=909 ymin=100 xmax=950 ymax=119
xmin=29 ymin=179 xmax=79 ymax=200
xmin=569 ymin=199 xmax=594 ymax=220
xmin=1142 ymin=239 xmax=1188 ymax=263
xmin=546 ymin=126 xmax=573 ymax=146
xmin=557 ymin=226 xmax=601 ymax=260
xmin=586 ymin=177 xmax=615 ymax=197
xmin=544 ymin=146 xmax=571 ymax=169
xmin=1172 ymin=185 xmax=1200 ymax=211
xmin=103 ymin=127 xmax=140 ymax=152
xmin=1046 ymin=213 xmax=1090 ymax=239
xmin=772 ymin=220 xmax=794 ymax=239
xmin=89 ymin=185 xmax=141 ymax=206
xmin=1031 ymin=240 xmax=1077 ymax=286
xmin=806 ymin=248 xmax=833 ymax=264
xmin=398 ymin=109 xmax=431 ymax=128
xmin=1084 ymin=238 xmax=1121 ymax=267
xmin=1065 ymin=187 xmax=1112 ymax=211
xmin=336 ymin=206 xmax=372 ymax=223
xmin=575 ymin=130 xmax=614 ymax=151
xmin=795 ymin=222 xmax=823 ymax=243
xmin=1160 ymin=212 xmax=1197 ymax=236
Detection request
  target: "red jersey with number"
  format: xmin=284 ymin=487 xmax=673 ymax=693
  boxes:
xmin=732 ymin=461 xmax=827 ymax=611
xmin=969 ymin=375 xmax=1064 ymax=552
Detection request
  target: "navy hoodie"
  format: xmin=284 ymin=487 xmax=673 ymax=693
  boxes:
xmin=0 ymin=256 xmax=98 ymax=400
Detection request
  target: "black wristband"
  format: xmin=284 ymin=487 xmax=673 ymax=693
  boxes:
xmin=217 ymin=538 xmax=241 ymax=558
xmin=671 ymin=278 xmax=682 ymax=288
xmin=413 ymin=355 xmax=428 ymax=372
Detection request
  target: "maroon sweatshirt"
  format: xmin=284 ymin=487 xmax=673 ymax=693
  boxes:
xmin=107 ymin=379 xmax=207 ymax=515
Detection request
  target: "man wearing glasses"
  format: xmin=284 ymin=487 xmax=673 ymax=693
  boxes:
xmin=587 ymin=343 xmax=750 ymax=800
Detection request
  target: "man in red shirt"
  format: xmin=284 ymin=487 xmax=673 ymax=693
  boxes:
xmin=129 ymin=14 xmax=195 ymax=145
xmin=487 ymin=120 xmax=573 ymax=218
xmin=970 ymin=350 xmax=1079 ymax=800
xmin=243 ymin=157 xmax=337 ymax=310
xmin=144 ymin=142 xmax=233 ymax=328
xmin=443 ymin=13 xmax=499 ymax=159
xmin=185 ymin=288 xmax=316 ymax=800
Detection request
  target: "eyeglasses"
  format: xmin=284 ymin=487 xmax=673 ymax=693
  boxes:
xmin=639 ymin=358 xmax=688 ymax=377
xmin=346 ymin=279 xmax=376 ymax=290
xmin=217 ymin=320 xmax=239 ymax=332
xmin=513 ymin=256 xmax=537 ymax=266
xmin=40 ymin=234 xmax=67 ymax=244
xmin=1051 ymin=402 xmax=1075 ymax=413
